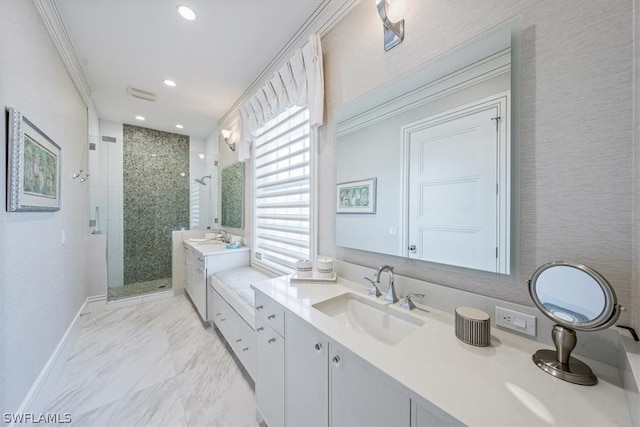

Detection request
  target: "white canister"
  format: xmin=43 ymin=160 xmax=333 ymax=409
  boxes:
xmin=316 ymin=257 xmax=334 ymax=279
xmin=295 ymin=259 xmax=313 ymax=278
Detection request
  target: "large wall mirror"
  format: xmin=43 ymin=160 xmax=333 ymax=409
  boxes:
xmin=335 ymin=23 xmax=516 ymax=275
xmin=221 ymin=162 xmax=244 ymax=229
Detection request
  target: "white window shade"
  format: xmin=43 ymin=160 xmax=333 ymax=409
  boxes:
xmin=239 ymin=34 xmax=323 ymax=162
xmin=254 ymin=107 xmax=310 ymax=273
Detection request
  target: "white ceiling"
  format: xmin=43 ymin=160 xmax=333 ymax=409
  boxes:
xmin=54 ymin=0 xmax=327 ymax=138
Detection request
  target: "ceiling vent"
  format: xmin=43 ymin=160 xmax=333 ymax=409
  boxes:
xmin=127 ymin=85 xmax=157 ymax=102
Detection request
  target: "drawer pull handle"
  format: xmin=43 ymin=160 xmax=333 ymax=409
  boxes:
xmin=267 ymin=314 xmax=276 ymax=320
xmin=332 ymin=355 xmax=341 ymax=367
xmin=235 ymin=339 xmax=242 ymax=343
xmin=215 ymin=313 xmax=221 ymax=316
xmin=256 ymin=305 xmax=264 ymax=310
xmin=314 ymin=342 xmax=322 ymax=352
xmin=242 ymin=347 xmax=249 ymax=352
xmin=220 ymin=318 xmax=226 ymax=321
xmin=257 ymin=327 xmax=264 ymax=332
xmin=268 ymin=338 xmax=277 ymax=345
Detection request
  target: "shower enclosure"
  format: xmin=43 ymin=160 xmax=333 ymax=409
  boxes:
xmin=89 ymin=123 xmax=216 ymax=301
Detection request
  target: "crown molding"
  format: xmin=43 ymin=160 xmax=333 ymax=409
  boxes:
xmin=216 ymin=0 xmax=358 ymax=130
xmin=34 ymin=0 xmax=92 ymax=108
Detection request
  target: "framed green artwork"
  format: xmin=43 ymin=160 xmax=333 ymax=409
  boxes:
xmin=336 ymin=178 xmax=376 ymax=214
xmin=6 ymin=107 xmax=61 ymax=212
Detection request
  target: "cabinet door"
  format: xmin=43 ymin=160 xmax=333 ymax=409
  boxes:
xmin=184 ymin=248 xmax=193 ymax=294
xmin=233 ymin=315 xmax=256 ymax=380
xmin=412 ymin=400 xmax=462 ymax=427
xmin=330 ymin=341 xmax=410 ymax=427
xmin=256 ymin=317 xmax=285 ymax=427
xmin=285 ymin=314 xmax=329 ymax=427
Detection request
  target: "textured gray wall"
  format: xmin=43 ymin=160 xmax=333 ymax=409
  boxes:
xmin=321 ymin=1 xmax=634 ymax=323
xmin=0 ymin=0 xmax=88 ymax=413
xmin=123 ymin=125 xmax=190 ymax=285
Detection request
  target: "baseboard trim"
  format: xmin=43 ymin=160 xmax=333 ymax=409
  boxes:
xmin=11 ymin=297 xmax=91 ymax=425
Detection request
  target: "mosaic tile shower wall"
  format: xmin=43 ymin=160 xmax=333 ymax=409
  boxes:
xmin=123 ymin=125 xmax=190 ymax=285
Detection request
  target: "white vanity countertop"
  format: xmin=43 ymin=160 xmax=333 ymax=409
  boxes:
xmin=183 ymin=239 xmax=250 ymax=256
xmin=251 ymin=276 xmax=633 ymax=426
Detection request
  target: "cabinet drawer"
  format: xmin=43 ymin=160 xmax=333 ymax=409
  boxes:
xmin=255 ymin=292 xmax=284 ymax=337
xmin=210 ymin=287 xmax=232 ymax=337
xmin=233 ymin=316 xmax=256 ymax=380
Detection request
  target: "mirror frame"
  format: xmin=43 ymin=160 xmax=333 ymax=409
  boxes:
xmin=334 ymin=21 xmax=519 ymax=276
xmin=528 ymin=261 xmax=620 ymax=331
xmin=220 ymin=162 xmax=245 ymax=229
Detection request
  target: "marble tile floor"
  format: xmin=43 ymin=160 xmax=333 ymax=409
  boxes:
xmin=107 ymin=278 xmax=173 ymax=302
xmin=44 ymin=295 xmax=259 ymax=427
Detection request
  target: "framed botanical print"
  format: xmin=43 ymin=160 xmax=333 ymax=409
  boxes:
xmin=6 ymin=107 xmax=61 ymax=212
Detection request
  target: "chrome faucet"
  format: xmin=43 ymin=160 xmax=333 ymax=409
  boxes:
xmin=374 ymin=265 xmax=398 ymax=304
xmin=216 ymin=229 xmax=228 ymax=243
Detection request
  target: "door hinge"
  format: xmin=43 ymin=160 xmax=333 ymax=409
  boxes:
xmin=496 ymin=183 xmax=499 ymax=195
xmin=214 ymin=217 xmax=218 ymax=224
xmin=214 ymin=160 xmax=219 ymax=167
xmin=496 ymin=247 xmax=499 ymax=258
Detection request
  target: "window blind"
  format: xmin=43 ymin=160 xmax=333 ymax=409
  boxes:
xmin=253 ymin=106 xmax=310 ymax=273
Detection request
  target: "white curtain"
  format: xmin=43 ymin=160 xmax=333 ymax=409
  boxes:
xmin=238 ymin=34 xmax=324 ymax=161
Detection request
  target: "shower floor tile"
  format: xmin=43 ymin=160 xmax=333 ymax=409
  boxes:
xmin=108 ymin=277 xmax=173 ymax=301
xmin=44 ymin=295 xmax=259 ymax=427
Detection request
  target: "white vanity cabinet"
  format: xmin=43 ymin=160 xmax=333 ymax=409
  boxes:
xmin=284 ymin=312 xmax=410 ymax=427
xmin=182 ymin=241 xmax=250 ymax=322
xmin=255 ymin=292 xmax=285 ymax=427
xmin=208 ymin=285 xmax=257 ymax=379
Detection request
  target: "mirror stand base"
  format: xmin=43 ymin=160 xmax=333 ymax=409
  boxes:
xmin=532 ymin=349 xmax=597 ymax=386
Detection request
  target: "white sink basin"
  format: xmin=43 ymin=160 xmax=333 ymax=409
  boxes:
xmin=312 ymin=293 xmax=424 ymax=346
xmin=190 ymin=240 xmax=227 ymax=252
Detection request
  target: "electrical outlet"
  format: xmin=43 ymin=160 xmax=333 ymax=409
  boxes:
xmin=495 ymin=306 xmax=536 ymax=336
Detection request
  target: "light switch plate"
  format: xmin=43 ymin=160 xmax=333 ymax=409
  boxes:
xmin=495 ymin=306 xmax=536 ymax=337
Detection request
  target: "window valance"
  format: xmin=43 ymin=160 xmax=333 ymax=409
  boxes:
xmin=238 ymin=34 xmax=324 ymax=161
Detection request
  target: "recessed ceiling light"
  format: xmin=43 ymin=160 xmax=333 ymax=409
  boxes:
xmin=135 ymin=115 xmax=145 ymax=121
xmin=163 ymin=79 xmax=177 ymax=87
xmin=176 ymin=124 xmax=184 ymax=129
xmin=177 ymin=5 xmax=196 ymax=21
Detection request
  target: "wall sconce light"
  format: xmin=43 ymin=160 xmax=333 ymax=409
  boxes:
xmin=221 ymin=129 xmax=236 ymax=151
xmin=376 ymin=0 xmax=404 ymax=51
xmin=72 ymin=169 xmax=89 ymax=182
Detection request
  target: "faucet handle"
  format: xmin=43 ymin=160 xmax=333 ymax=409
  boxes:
xmin=364 ymin=277 xmax=382 ymax=298
xmin=400 ymin=293 xmax=425 ymax=310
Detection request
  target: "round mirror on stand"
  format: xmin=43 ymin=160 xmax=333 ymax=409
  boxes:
xmin=528 ymin=261 xmax=624 ymax=385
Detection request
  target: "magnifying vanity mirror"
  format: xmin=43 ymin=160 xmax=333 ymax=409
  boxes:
xmin=528 ymin=261 xmax=623 ymax=385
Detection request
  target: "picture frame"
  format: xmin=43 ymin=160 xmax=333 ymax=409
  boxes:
xmin=6 ymin=107 xmax=61 ymax=212
xmin=336 ymin=178 xmax=376 ymax=214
